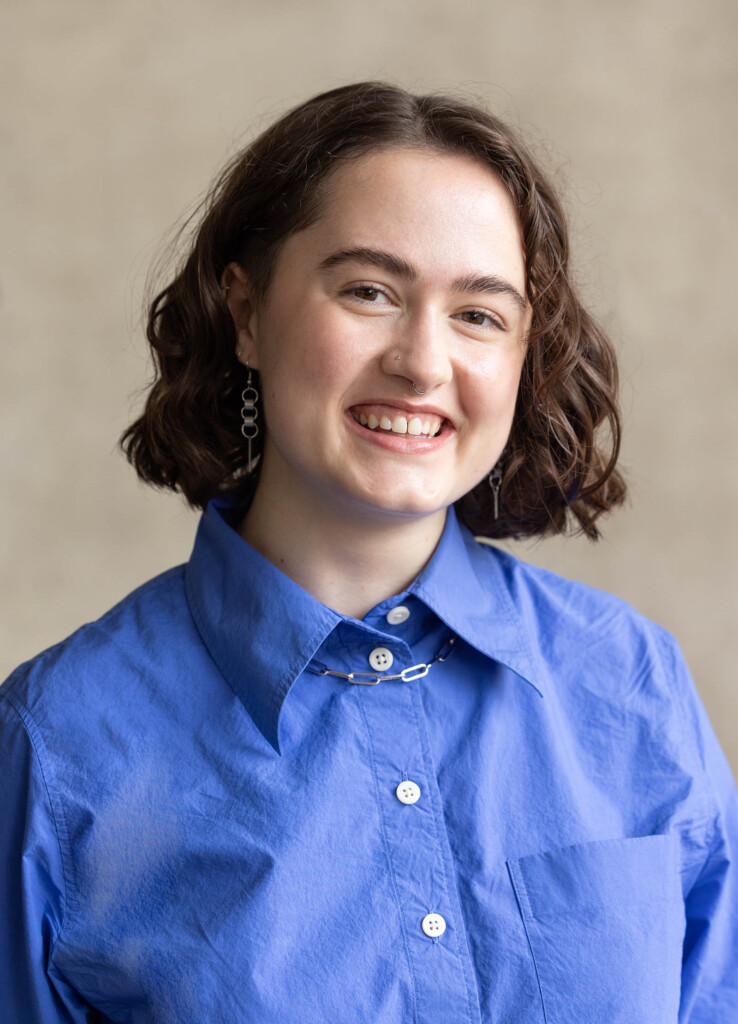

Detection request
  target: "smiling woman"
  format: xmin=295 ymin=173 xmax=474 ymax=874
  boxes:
xmin=117 ymin=82 xmax=626 ymax=547
xmin=1 ymin=81 xmax=736 ymax=1024
xmin=212 ymin=143 xmax=539 ymax=610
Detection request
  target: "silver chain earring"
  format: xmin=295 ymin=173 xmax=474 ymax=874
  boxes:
xmin=240 ymin=360 xmax=261 ymax=473
xmin=488 ymin=462 xmax=503 ymax=520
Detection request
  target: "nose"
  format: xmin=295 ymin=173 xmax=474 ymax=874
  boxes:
xmin=381 ymin=309 xmax=453 ymax=394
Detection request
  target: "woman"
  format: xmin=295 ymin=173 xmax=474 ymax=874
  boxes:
xmin=1 ymin=81 xmax=735 ymax=1022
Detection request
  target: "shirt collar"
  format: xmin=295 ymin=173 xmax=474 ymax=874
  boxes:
xmin=185 ymin=495 xmax=546 ymax=755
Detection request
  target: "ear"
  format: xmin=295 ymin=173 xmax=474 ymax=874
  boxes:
xmin=220 ymin=262 xmax=260 ymax=372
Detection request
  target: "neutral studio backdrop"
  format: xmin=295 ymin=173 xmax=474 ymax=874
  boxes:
xmin=1 ymin=0 xmax=736 ymax=772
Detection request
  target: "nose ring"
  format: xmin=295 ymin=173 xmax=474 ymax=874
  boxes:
xmin=395 ymin=352 xmax=429 ymax=394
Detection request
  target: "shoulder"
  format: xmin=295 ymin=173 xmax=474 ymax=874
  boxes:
xmin=472 ymin=534 xmax=656 ymax=633
xmin=471 ymin=538 xmax=719 ymax=804
xmin=0 ymin=564 xmax=189 ymax=726
xmin=471 ymin=536 xmax=681 ymax=701
xmin=473 ymin=539 xmax=733 ymax=870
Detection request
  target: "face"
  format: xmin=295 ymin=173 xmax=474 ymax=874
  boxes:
xmin=228 ymin=146 xmax=531 ymax=524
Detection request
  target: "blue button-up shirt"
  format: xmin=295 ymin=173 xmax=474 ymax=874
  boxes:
xmin=1 ymin=495 xmax=736 ymax=1022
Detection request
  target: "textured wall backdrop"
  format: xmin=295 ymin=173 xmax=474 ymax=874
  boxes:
xmin=1 ymin=0 xmax=736 ymax=770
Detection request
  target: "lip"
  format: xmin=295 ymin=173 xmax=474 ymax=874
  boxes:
xmin=344 ymin=408 xmax=455 ymax=453
xmin=348 ymin=399 xmax=455 ymax=429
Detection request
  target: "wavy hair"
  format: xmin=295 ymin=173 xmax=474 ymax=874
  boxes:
xmin=119 ymin=80 xmax=627 ymax=540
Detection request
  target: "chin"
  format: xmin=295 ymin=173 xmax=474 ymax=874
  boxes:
xmin=350 ymin=485 xmax=448 ymax=521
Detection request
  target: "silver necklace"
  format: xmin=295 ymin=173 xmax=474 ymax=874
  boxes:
xmin=305 ymin=632 xmax=458 ymax=685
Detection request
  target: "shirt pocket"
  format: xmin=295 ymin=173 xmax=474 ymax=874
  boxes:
xmin=506 ymin=834 xmax=685 ymax=1023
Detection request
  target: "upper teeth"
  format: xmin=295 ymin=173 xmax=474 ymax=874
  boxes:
xmin=351 ymin=408 xmax=442 ymax=437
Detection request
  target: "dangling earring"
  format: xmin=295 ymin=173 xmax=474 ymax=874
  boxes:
xmin=488 ymin=461 xmax=503 ymax=521
xmin=240 ymin=359 xmax=261 ymax=474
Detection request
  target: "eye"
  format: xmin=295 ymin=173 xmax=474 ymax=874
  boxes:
xmin=341 ymin=284 xmax=391 ymax=304
xmin=458 ymin=309 xmax=506 ymax=332
xmin=340 ymin=285 xmax=506 ymax=332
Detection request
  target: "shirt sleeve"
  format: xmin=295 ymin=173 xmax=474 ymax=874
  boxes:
xmin=671 ymin=639 xmax=738 ymax=1020
xmin=0 ymin=687 xmax=95 ymax=1022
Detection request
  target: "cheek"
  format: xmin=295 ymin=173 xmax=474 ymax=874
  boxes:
xmin=313 ymin=323 xmax=392 ymax=412
xmin=466 ymin=348 xmax=526 ymax=421
xmin=277 ymin=307 xmax=358 ymax=396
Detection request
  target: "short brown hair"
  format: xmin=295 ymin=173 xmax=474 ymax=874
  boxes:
xmin=119 ymin=80 xmax=626 ymax=540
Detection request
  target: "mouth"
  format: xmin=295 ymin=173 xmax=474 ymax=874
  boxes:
xmin=344 ymin=407 xmax=454 ymax=452
xmin=349 ymin=407 xmax=445 ymax=438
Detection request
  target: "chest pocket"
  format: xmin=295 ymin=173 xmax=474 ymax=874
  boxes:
xmin=506 ymin=834 xmax=685 ymax=1023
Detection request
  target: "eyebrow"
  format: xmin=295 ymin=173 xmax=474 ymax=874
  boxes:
xmin=316 ymin=246 xmax=528 ymax=314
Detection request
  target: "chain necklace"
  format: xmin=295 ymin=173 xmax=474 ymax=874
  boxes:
xmin=304 ymin=632 xmax=458 ymax=686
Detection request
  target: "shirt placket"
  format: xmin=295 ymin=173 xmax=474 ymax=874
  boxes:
xmin=354 ymin=632 xmax=482 ymax=1024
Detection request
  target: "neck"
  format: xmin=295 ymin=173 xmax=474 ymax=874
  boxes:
xmin=238 ymin=462 xmax=447 ymax=621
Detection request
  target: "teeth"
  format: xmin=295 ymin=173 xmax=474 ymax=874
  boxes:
xmin=352 ymin=409 xmax=442 ymax=437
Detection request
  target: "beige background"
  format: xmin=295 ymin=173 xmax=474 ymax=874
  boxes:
xmin=2 ymin=1 xmax=736 ymax=772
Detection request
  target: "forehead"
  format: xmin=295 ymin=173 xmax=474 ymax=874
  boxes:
xmin=297 ymin=146 xmax=526 ymax=285
xmin=324 ymin=145 xmax=509 ymax=198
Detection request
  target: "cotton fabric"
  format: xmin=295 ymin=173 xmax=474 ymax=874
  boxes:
xmin=1 ymin=495 xmax=736 ymax=1022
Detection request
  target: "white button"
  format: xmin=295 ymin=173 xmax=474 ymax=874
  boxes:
xmin=368 ymin=647 xmax=394 ymax=671
xmin=386 ymin=605 xmax=410 ymax=625
xmin=421 ymin=913 xmax=446 ymax=938
xmin=396 ymin=780 xmax=421 ymax=804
